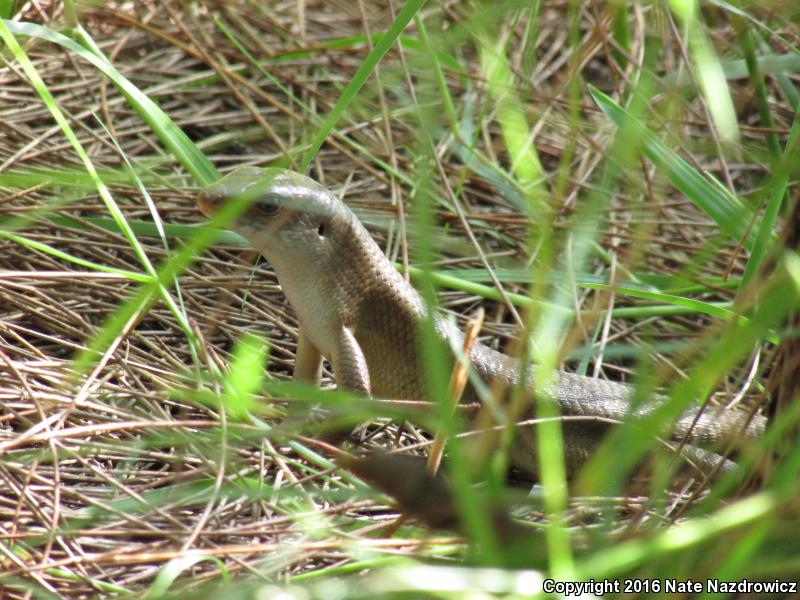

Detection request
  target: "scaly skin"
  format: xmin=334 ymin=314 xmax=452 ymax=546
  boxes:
xmin=196 ymin=167 xmax=765 ymax=476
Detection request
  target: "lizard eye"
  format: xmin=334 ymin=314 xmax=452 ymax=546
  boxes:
xmin=255 ymin=201 xmax=280 ymax=217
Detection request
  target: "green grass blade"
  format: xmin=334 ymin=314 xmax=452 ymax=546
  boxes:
xmin=611 ymin=0 xmax=631 ymax=67
xmin=663 ymin=53 xmax=800 ymax=88
xmin=736 ymin=22 xmax=781 ymax=162
xmin=2 ymin=20 xmax=218 ymax=185
xmin=591 ymin=87 xmax=760 ymax=252
xmin=299 ymin=0 xmax=428 ymax=171
xmin=0 ymin=231 xmax=150 ymax=282
xmin=581 ymin=283 xmax=739 ymax=321
xmin=416 ymin=15 xmax=459 ymax=138
xmin=669 ymin=0 xmax=740 ymax=144
xmin=0 ymin=0 xmax=14 ymax=19
xmin=477 ymin=31 xmax=548 ymax=201
xmin=741 ymin=108 xmax=800 ymax=287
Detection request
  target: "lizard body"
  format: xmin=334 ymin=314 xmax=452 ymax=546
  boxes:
xmin=196 ymin=167 xmax=764 ymax=474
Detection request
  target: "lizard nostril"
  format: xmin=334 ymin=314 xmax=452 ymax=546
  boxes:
xmin=196 ymin=193 xmax=220 ymax=216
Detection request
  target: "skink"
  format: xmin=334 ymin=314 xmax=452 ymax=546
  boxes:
xmin=196 ymin=167 xmax=764 ymax=475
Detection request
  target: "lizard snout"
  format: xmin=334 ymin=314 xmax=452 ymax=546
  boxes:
xmin=195 ymin=191 xmax=225 ymax=217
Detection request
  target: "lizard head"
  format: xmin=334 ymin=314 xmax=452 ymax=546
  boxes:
xmin=196 ymin=167 xmax=346 ymax=261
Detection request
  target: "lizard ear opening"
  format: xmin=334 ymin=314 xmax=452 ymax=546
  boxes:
xmin=317 ymin=222 xmax=326 ymax=237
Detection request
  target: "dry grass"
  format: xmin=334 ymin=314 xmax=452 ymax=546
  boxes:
xmin=0 ymin=0 xmax=797 ymax=596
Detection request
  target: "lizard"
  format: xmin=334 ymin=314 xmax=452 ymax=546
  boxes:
xmin=195 ymin=166 xmax=765 ymax=476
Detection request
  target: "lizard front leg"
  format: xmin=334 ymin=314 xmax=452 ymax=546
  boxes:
xmin=330 ymin=326 xmax=371 ymax=396
xmin=291 ymin=326 xmax=369 ymax=440
xmin=303 ymin=326 xmax=370 ymax=442
xmin=294 ymin=330 xmax=322 ymax=384
xmin=293 ymin=327 xmax=370 ymax=395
